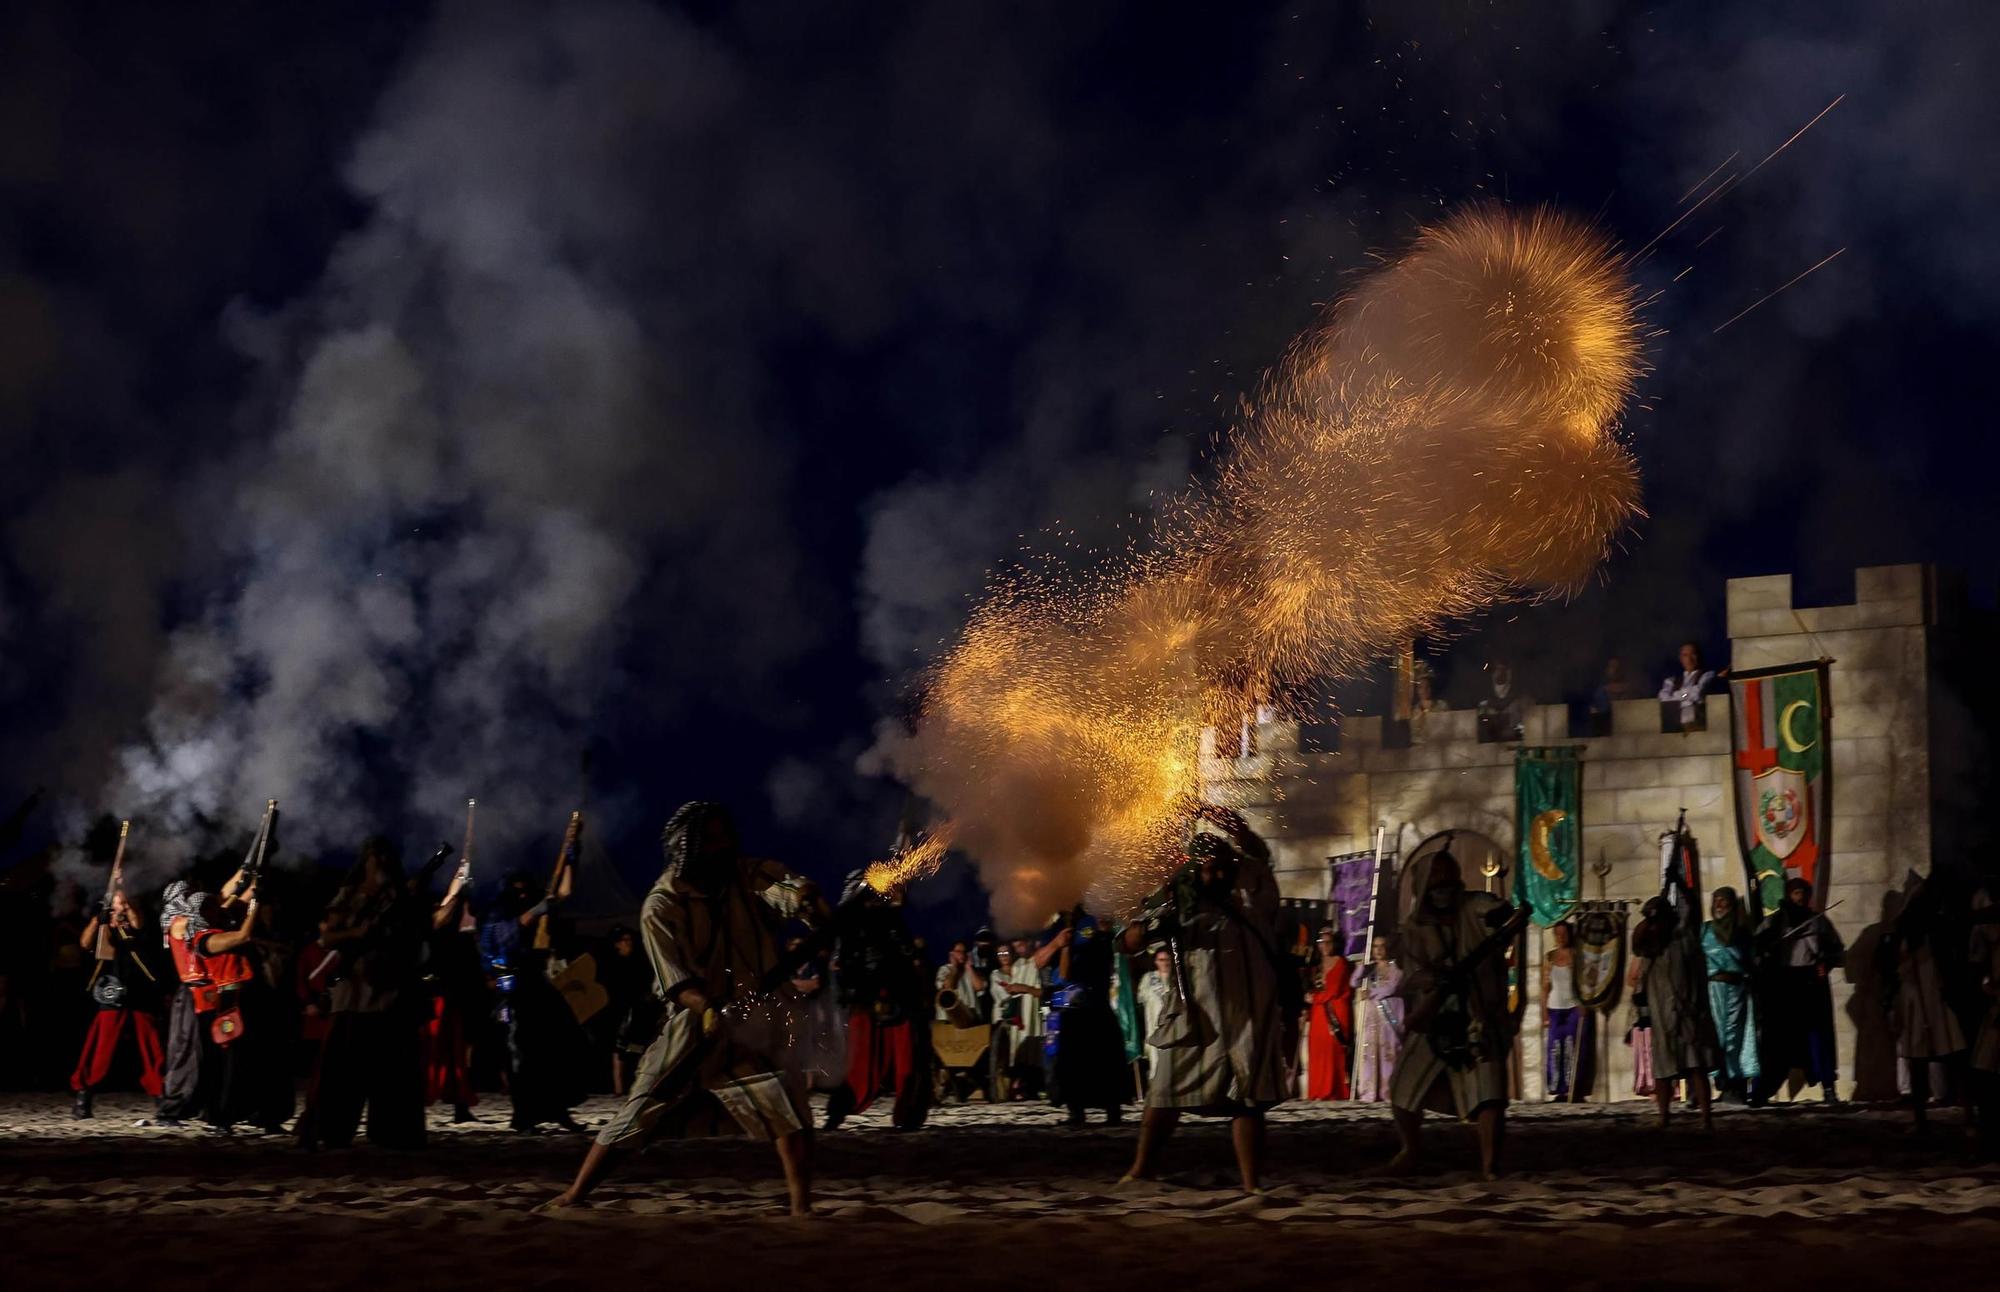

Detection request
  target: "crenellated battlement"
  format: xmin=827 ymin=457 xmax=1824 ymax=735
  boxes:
xmin=1205 ymin=564 xmax=1939 ymax=1102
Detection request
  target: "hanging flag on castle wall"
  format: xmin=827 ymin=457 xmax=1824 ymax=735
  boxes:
xmin=1327 ymin=849 xmax=1393 ymax=958
xmin=1728 ymin=661 xmax=1831 ymax=918
xmin=1515 ymin=746 xmax=1581 ymax=927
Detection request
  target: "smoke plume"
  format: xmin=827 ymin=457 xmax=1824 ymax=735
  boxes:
xmin=100 ymin=2 xmax=811 ymax=885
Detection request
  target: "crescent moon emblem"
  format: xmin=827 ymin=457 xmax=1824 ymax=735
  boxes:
xmin=1779 ymin=699 xmax=1816 ymax=754
xmin=1529 ymin=808 xmax=1569 ymax=881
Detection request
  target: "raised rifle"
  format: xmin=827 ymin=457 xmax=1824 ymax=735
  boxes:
xmin=414 ymin=840 xmax=457 ymax=891
xmin=94 ymin=819 xmax=132 ymax=961
xmin=453 ymin=798 xmax=477 ymax=932
xmin=532 ymin=809 xmax=583 ymax=951
xmin=231 ymin=800 xmax=279 ymax=904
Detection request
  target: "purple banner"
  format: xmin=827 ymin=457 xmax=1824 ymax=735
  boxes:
xmin=1330 ymin=850 xmax=1388 ymax=958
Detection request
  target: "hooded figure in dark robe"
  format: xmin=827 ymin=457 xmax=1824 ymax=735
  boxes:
xmin=1755 ymin=876 xmax=1845 ymax=1103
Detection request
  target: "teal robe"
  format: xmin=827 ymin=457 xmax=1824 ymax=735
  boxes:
xmin=1701 ymin=922 xmax=1760 ymax=1085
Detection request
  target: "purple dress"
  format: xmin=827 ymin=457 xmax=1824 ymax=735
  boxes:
xmin=1352 ymin=962 xmax=1403 ymax=1102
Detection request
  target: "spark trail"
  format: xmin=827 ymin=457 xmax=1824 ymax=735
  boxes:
xmin=1711 ymin=247 xmax=1847 ymax=334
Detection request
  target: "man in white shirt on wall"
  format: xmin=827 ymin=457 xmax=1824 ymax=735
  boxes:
xmin=1658 ymin=641 xmax=1725 ymax=728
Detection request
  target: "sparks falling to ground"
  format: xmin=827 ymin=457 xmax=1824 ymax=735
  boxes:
xmin=876 ymin=205 xmax=1646 ymax=928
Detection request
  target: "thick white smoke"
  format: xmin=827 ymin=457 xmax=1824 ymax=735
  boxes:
xmin=104 ymin=1 xmax=809 ymax=884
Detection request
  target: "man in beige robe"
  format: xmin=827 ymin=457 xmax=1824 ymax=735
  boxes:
xmin=545 ymin=801 xmax=824 ymax=1216
xmin=1389 ymin=849 xmax=1526 ymax=1179
xmin=1120 ymin=806 xmax=1292 ymax=1195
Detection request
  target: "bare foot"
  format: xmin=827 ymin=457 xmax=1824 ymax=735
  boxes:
xmin=534 ymin=1194 xmax=586 ymax=1215
xmin=1381 ymin=1149 xmax=1419 ymax=1177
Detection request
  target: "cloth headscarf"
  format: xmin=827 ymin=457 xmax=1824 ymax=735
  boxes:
xmin=661 ymin=800 xmax=738 ymax=892
xmin=160 ymin=880 xmax=209 ymax=942
xmin=1705 ymin=885 xmax=1747 ymax=946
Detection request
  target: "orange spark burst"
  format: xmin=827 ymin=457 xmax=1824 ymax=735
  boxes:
xmin=884 ymin=205 xmax=1645 ymax=928
xmin=863 ymin=824 xmax=958 ymax=895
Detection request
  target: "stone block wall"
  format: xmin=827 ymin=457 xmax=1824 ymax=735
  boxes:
xmin=1205 ymin=564 xmax=1936 ymax=1102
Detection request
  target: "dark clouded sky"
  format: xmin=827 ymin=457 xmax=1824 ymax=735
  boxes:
xmin=2 ymin=0 xmax=1994 ymax=935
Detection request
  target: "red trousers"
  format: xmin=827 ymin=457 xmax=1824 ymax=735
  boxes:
xmin=71 ymin=1008 xmax=166 ymax=1097
xmin=423 ymin=995 xmax=476 ymax=1107
xmin=844 ymin=1009 xmax=916 ymax=1113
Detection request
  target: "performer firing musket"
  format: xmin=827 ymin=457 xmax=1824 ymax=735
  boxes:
xmin=532 ymin=809 xmax=582 ymax=951
xmin=157 ymin=799 xmax=290 ymax=1133
xmin=71 ymin=819 xmax=167 ymax=1119
xmin=93 ymin=819 xmax=131 ymax=962
xmin=544 ymin=801 xmax=828 ymax=1216
xmin=424 ymin=799 xmax=483 ymax=1123
xmin=481 ymin=809 xmax=589 ymax=1134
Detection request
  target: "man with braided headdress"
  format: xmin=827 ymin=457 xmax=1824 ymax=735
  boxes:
xmin=1119 ymin=806 xmax=1294 ymax=1195
xmin=545 ymin=802 xmax=826 ymax=1216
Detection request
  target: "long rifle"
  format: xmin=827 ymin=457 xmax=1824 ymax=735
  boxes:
xmin=225 ymin=800 xmax=278 ymax=908
xmin=413 ymin=841 xmax=457 ymax=890
xmin=533 ymin=809 xmax=583 ymax=951
xmin=454 ymin=798 xmax=477 ymax=933
xmin=94 ymin=820 xmax=132 ymax=961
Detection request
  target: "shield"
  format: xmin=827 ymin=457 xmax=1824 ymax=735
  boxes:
xmin=932 ymin=1021 xmax=991 ymax=1069
xmin=1751 ymin=766 xmax=1811 ymax=861
xmin=553 ymin=952 xmax=610 ymax=1024
xmin=1574 ymin=910 xmax=1626 ymax=1010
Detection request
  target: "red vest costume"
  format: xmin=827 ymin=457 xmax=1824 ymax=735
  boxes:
xmin=168 ymin=916 xmax=254 ymax=1014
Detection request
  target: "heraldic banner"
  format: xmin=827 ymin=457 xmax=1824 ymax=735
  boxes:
xmin=1729 ymin=661 xmax=1831 ymax=918
xmin=1515 ymin=746 xmax=1581 ymax=927
xmin=1328 ymin=850 xmax=1391 ymax=957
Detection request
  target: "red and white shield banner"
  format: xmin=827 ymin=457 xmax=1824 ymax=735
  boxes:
xmin=1750 ymin=765 xmax=1811 ymax=862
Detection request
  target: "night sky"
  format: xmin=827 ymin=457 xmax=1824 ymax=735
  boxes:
xmin=3 ymin=1 xmax=1994 ymax=942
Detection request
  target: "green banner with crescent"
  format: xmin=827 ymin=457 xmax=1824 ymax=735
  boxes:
xmin=1728 ymin=661 xmax=1830 ymax=919
xmin=1516 ymin=746 xmax=1582 ymax=928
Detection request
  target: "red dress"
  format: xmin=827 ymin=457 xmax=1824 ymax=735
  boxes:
xmin=1305 ymin=954 xmax=1354 ymax=1101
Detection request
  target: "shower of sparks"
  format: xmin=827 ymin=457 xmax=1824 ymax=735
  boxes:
xmin=882 ymin=205 xmax=1646 ymax=929
xmin=1711 ymin=246 xmax=1847 ymax=333
xmin=863 ymin=824 xmax=957 ymax=895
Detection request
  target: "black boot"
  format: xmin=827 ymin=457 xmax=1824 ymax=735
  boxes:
xmin=72 ymin=1089 xmax=92 ymax=1120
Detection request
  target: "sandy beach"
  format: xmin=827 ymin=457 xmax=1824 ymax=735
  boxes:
xmin=4 ymin=1091 xmax=1995 ymax=1289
